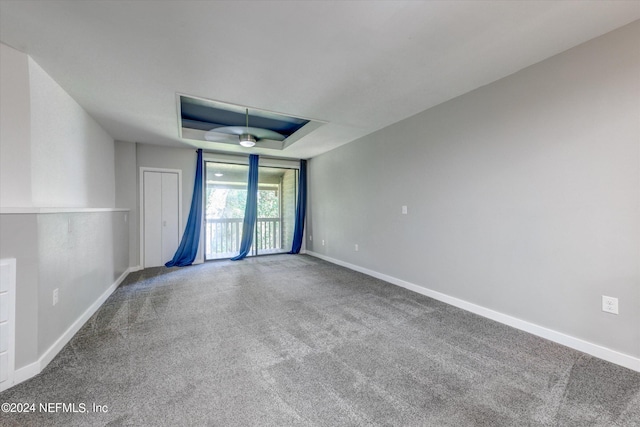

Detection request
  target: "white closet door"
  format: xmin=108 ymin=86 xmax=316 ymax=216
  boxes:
xmin=161 ymin=172 xmax=180 ymax=263
xmin=144 ymin=172 xmax=163 ymax=267
xmin=143 ymin=170 xmax=181 ymax=268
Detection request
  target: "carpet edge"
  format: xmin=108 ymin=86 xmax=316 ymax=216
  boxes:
xmin=305 ymin=251 xmax=640 ymax=372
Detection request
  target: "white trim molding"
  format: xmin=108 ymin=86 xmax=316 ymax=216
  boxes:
xmin=11 ymin=266 xmax=136 ymax=391
xmin=305 ymin=251 xmax=640 ymax=373
xmin=203 ymin=152 xmax=302 ymax=170
xmin=1 ymin=207 xmax=129 ymax=214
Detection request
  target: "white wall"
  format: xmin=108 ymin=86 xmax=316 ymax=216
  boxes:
xmin=308 ymin=22 xmax=639 ymax=362
xmin=0 ymin=44 xmax=32 ymax=207
xmin=0 ymin=43 xmax=116 ymax=209
xmin=29 ymin=58 xmax=115 ymax=208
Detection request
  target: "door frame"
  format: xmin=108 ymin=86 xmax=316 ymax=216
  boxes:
xmin=203 ymin=154 xmax=300 ymax=260
xmin=139 ymin=167 xmax=183 ymax=268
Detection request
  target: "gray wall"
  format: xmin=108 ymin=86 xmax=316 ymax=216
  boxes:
xmin=0 ymin=44 xmax=129 ymax=371
xmin=308 ymin=22 xmax=639 ymax=358
xmin=136 ymin=143 xmax=202 ymax=263
xmin=132 ymin=147 xmax=303 ymax=262
xmin=136 ymin=144 xmax=196 ymax=223
xmin=115 ymin=141 xmax=139 ymax=268
xmin=0 ymin=215 xmax=38 ymax=367
xmin=36 ymin=212 xmax=128 ymax=355
xmin=0 ymin=211 xmax=129 ymax=369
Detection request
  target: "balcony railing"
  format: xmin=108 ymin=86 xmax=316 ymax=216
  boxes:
xmin=205 ymin=217 xmax=282 ymax=259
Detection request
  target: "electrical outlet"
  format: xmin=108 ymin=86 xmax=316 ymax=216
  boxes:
xmin=53 ymin=288 xmax=59 ymax=306
xmin=309 ymin=235 xmax=312 ymax=241
xmin=402 ymin=205 xmax=408 ymax=215
xmin=355 ymin=244 xmax=359 ymax=252
xmin=322 ymin=239 xmax=325 ymax=246
xmin=602 ymin=295 xmax=618 ymax=314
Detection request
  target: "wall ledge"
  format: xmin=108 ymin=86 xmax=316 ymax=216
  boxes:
xmin=0 ymin=207 xmax=129 ymax=214
xmin=305 ymin=251 xmax=640 ymax=373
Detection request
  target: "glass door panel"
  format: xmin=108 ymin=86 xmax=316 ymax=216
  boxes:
xmin=205 ymin=161 xmax=298 ymax=260
xmin=253 ymin=166 xmax=297 ymax=256
xmin=205 ymin=162 xmax=248 ymax=260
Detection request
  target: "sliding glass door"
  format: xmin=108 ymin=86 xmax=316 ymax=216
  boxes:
xmin=205 ymin=161 xmax=297 ymax=260
xmin=204 ymin=162 xmax=248 ymax=259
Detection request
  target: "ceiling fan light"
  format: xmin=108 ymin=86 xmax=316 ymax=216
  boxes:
xmin=239 ymin=133 xmax=256 ymax=148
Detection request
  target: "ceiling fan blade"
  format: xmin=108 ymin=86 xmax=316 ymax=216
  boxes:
xmin=203 ymin=131 xmax=239 ymax=144
xmin=203 ymin=131 xmax=285 ymax=150
xmin=208 ymin=126 xmax=285 ymax=141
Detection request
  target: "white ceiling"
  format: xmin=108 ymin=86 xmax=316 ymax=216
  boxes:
xmin=1 ymin=1 xmax=638 ymax=159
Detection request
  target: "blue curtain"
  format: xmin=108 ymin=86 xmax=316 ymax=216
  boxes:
xmin=166 ymin=149 xmax=203 ymax=267
xmin=289 ymin=159 xmax=307 ymax=254
xmin=232 ymin=154 xmax=259 ymax=261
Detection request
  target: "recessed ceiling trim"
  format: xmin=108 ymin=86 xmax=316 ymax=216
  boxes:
xmin=202 ymin=152 xmax=302 ymax=170
xmin=177 ymin=93 xmax=326 ymax=123
xmin=176 ymin=93 xmax=327 ymax=151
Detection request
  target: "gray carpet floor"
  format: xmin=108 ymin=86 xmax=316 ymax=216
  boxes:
xmin=1 ymin=254 xmax=639 ymax=426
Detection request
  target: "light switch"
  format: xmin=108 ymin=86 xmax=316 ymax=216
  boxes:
xmin=402 ymin=205 xmax=408 ymax=215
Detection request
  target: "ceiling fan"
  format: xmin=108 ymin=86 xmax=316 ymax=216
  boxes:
xmin=204 ymin=108 xmax=285 ymax=148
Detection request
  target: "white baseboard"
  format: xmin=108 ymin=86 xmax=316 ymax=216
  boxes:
xmin=8 ymin=266 xmax=136 ymax=391
xmin=305 ymin=251 xmax=640 ymax=372
xmin=12 ymin=361 xmax=39 ymax=387
xmin=129 ymin=265 xmax=143 ymax=272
